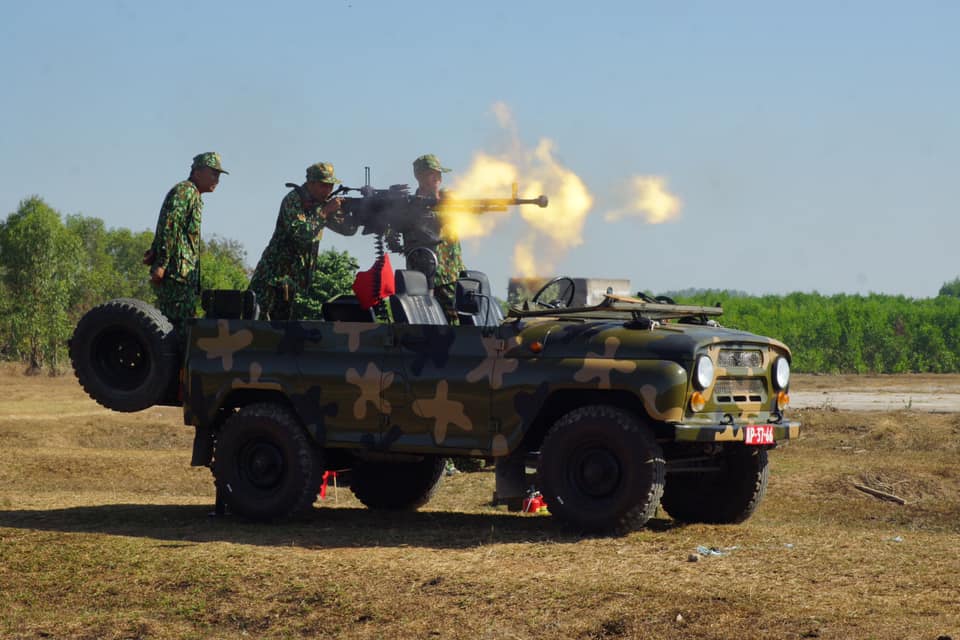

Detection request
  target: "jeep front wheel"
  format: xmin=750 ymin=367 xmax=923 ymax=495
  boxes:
xmin=350 ymin=456 xmax=445 ymax=510
xmin=538 ymin=405 xmax=665 ymax=534
xmin=661 ymin=446 xmax=769 ymax=524
xmin=212 ymin=403 xmax=323 ymax=521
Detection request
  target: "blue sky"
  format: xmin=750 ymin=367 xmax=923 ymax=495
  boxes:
xmin=2 ymin=1 xmax=957 ymax=298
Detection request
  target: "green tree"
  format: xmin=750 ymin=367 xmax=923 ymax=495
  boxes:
xmin=200 ymin=235 xmax=250 ymax=292
xmin=65 ymin=213 xmax=157 ymax=312
xmin=65 ymin=214 xmax=113 ymax=312
xmin=294 ymin=248 xmax=359 ymax=319
xmin=0 ymin=278 xmax=13 ymax=360
xmin=0 ymin=197 xmax=81 ymax=373
xmin=938 ymin=277 xmax=960 ymax=298
xmin=106 ymin=226 xmax=155 ymax=302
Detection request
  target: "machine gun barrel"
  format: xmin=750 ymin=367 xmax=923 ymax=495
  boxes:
xmin=440 ymin=193 xmax=548 ymax=212
xmin=337 ymin=173 xmax=552 ymax=251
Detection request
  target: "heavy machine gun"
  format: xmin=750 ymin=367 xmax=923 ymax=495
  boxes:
xmin=335 ymin=167 xmax=549 ymax=255
xmin=332 ymin=167 xmax=550 ymax=312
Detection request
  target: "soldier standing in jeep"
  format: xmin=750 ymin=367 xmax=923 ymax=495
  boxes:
xmin=409 ymin=153 xmax=466 ymax=323
xmin=249 ymin=161 xmax=358 ymax=320
xmin=144 ymin=152 xmax=228 ymax=332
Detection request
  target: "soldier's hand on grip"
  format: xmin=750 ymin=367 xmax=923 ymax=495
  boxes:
xmin=321 ymin=197 xmax=343 ymax=216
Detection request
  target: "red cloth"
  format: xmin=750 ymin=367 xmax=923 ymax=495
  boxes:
xmin=352 ymin=254 xmax=396 ymax=310
xmin=319 ymin=470 xmax=337 ymax=499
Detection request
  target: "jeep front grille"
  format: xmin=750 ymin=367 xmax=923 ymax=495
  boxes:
xmin=718 ymin=349 xmax=763 ymax=368
xmin=713 ymin=378 xmax=765 ymax=403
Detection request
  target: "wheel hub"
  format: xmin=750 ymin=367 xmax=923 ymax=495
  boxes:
xmin=239 ymin=441 xmax=285 ymax=489
xmin=93 ymin=328 xmax=148 ymax=390
xmin=573 ymin=448 xmax=622 ymax=498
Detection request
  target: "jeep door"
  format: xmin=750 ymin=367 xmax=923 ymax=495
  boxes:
xmin=294 ymin=320 xmax=392 ymax=447
xmin=381 ymin=324 xmax=492 ymax=453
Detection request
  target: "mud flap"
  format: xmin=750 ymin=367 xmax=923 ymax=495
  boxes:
xmin=191 ymin=425 xmax=215 ymax=467
xmin=492 ymin=449 xmax=528 ymax=511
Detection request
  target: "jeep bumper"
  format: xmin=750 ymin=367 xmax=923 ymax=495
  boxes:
xmin=672 ymin=421 xmax=800 ymax=443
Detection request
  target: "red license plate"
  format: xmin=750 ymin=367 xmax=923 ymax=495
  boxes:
xmin=745 ymin=424 xmax=774 ymax=445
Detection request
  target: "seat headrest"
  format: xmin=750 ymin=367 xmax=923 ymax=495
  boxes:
xmin=394 ymin=269 xmax=429 ymax=296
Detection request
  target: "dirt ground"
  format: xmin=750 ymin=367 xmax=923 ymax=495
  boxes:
xmin=1 ymin=365 xmax=959 ymax=639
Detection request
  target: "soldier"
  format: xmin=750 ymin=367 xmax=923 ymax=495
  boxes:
xmin=249 ymin=162 xmax=358 ymax=320
xmin=411 ymin=153 xmax=466 ymax=323
xmin=146 ymin=151 xmax=228 ymax=332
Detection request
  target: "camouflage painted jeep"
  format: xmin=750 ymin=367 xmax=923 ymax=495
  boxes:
xmin=70 ymin=272 xmax=798 ymax=534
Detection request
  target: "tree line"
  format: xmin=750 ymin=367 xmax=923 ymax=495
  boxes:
xmin=4 ymin=195 xmax=960 ymax=375
xmin=671 ymin=290 xmax=960 ymax=374
xmin=1 ymin=196 xmax=365 ymax=374
xmin=0 ymin=197 xmax=254 ymax=372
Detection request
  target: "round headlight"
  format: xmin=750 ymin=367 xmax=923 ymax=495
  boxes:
xmin=693 ymin=355 xmax=715 ymax=390
xmin=773 ymin=357 xmax=790 ymax=390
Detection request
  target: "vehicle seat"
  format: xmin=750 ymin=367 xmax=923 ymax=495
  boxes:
xmin=456 ymin=270 xmax=504 ymax=327
xmin=321 ymin=295 xmax=376 ymax=322
xmin=202 ymin=289 xmax=259 ymax=320
xmin=389 ymin=270 xmax=448 ymax=325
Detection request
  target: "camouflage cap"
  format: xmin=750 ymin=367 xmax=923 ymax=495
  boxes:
xmin=192 ymin=152 xmax=228 ymax=174
xmin=413 ymin=154 xmax=452 ymax=174
xmin=306 ymin=161 xmax=341 ymax=184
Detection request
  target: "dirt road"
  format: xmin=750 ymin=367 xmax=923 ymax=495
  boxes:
xmin=791 ymin=373 xmax=960 ymax=411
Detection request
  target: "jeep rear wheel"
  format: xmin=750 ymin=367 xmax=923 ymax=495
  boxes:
xmin=350 ymin=455 xmax=445 ymax=510
xmin=538 ymin=405 xmax=665 ymax=534
xmin=212 ymin=403 xmax=323 ymax=521
xmin=69 ymin=298 xmax=178 ymax=412
xmin=661 ymin=446 xmax=769 ymax=524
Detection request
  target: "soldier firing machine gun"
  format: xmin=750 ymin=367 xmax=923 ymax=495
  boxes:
xmin=330 ymin=167 xmax=549 ymax=288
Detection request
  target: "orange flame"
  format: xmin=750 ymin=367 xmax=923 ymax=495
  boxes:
xmin=518 ymin=139 xmax=593 ymax=251
xmin=446 ymin=103 xmax=593 ymax=277
xmin=440 ymin=103 xmax=680 ymax=283
xmin=605 ymin=175 xmax=682 ymax=224
xmin=440 ymin=153 xmax=517 ymax=240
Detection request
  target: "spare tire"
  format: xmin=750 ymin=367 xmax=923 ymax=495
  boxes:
xmin=69 ymin=298 xmax=179 ymax=412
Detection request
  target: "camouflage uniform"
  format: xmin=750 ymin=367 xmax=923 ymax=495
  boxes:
xmin=423 ymin=196 xmax=465 ymax=323
xmin=411 ymin=154 xmax=466 ymax=324
xmin=148 ymin=152 xmax=228 ymax=331
xmin=250 ymin=162 xmax=357 ymax=320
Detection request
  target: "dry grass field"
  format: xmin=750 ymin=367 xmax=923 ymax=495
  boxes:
xmin=1 ymin=366 xmax=959 ymax=639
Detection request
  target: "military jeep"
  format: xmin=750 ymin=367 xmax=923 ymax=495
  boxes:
xmin=69 ymin=271 xmax=798 ymax=534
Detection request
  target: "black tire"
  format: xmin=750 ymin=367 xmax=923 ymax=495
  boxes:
xmin=538 ymin=405 xmax=665 ymax=534
xmin=212 ymin=403 xmax=323 ymax=521
xmin=661 ymin=446 xmax=769 ymax=524
xmin=69 ymin=298 xmax=178 ymax=412
xmin=350 ymin=455 xmax=445 ymax=510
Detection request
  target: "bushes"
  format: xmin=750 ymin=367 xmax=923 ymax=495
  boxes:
xmin=673 ymin=290 xmax=960 ymax=373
